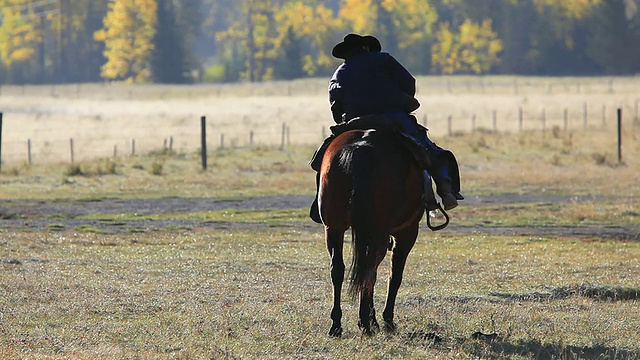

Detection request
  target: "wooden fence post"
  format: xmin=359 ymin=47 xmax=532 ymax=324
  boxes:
xmin=617 ymin=108 xmax=622 ymax=164
xmin=583 ymin=103 xmax=588 ymax=130
xmin=28 ymin=139 xmax=32 ymax=165
xmin=518 ymin=107 xmax=523 ymax=132
xmin=70 ymin=138 xmax=75 ymax=164
xmin=280 ymin=122 xmax=286 ymax=149
xmin=563 ymin=109 xmax=568 ymax=130
xmin=200 ymin=116 xmax=207 ymax=170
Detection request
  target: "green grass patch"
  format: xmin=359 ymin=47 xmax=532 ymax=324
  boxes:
xmin=78 ymin=208 xmax=309 ymax=225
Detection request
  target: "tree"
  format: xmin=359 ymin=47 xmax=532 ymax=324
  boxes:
xmin=274 ymin=1 xmax=341 ymax=77
xmin=587 ymin=0 xmax=640 ymax=74
xmin=0 ymin=0 xmax=43 ymax=83
xmin=273 ymin=26 xmax=304 ymax=79
xmin=215 ymin=0 xmax=279 ymax=82
xmin=381 ymin=0 xmax=438 ymax=73
xmin=94 ymin=0 xmax=158 ymax=82
xmin=432 ymin=18 xmax=502 ymax=74
xmin=151 ymin=0 xmax=191 ymax=83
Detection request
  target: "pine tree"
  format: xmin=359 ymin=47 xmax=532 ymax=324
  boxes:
xmin=152 ymin=0 xmax=191 ymax=83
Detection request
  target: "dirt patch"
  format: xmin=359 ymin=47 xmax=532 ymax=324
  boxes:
xmin=1 ymin=194 xmax=638 ymax=240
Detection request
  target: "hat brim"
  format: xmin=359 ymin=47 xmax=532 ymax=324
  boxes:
xmin=331 ymin=42 xmax=351 ymax=59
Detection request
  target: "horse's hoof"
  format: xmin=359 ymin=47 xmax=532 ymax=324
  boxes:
xmin=328 ymin=326 xmax=343 ymax=338
xmin=371 ymin=318 xmax=380 ymax=332
xmin=383 ymin=320 xmax=397 ymax=333
xmin=361 ymin=327 xmax=374 ymax=337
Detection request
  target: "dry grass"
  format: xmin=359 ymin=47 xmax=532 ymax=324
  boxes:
xmin=1 ymin=76 xmax=639 ymax=164
xmin=1 ymin=228 xmax=639 ymax=359
xmin=1 ymin=77 xmax=640 ymax=359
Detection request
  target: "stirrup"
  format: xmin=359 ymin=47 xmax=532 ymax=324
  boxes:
xmin=425 ymin=201 xmax=450 ymax=231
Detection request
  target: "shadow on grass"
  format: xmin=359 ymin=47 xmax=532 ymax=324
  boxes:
xmin=468 ymin=336 xmax=639 ymax=360
xmin=490 ymin=283 xmax=640 ymax=302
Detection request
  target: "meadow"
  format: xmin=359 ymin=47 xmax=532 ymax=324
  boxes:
xmin=1 ymin=77 xmax=640 ymax=359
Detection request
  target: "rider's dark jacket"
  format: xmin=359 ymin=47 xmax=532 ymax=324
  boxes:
xmin=329 ymin=50 xmax=419 ymax=123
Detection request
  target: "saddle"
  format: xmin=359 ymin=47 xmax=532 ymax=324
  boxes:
xmin=310 ymin=114 xmax=430 ymax=171
xmin=309 ymin=114 xmax=457 ymax=230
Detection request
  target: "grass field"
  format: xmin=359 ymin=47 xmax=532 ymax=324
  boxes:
xmin=1 ymin=76 xmax=639 ymax=164
xmin=1 ymin=78 xmax=640 ymax=359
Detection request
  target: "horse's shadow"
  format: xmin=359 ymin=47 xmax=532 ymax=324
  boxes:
xmin=465 ymin=335 xmax=637 ymax=360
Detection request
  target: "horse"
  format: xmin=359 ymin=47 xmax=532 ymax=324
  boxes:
xmin=318 ymin=124 xmax=426 ymax=337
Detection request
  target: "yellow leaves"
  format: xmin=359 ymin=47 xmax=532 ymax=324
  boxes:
xmin=0 ymin=2 xmax=42 ymax=67
xmin=432 ymin=19 xmax=502 ymax=74
xmin=339 ymin=0 xmax=377 ymax=34
xmin=95 ymin=0 xmax=158 ymax=82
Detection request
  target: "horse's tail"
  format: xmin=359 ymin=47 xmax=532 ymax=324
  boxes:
xmin=344 ymin=142 xmax=386 ymax=299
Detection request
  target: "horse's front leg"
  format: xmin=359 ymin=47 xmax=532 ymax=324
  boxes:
xmin=326 ymin=228 xmax=345 ymax=337
xmin=383 ymin=223 xmax=418 ymax=332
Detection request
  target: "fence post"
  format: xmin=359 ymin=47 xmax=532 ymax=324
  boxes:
xmin=280 ymin=122 xmax=286 ymax=149
xmin=471 ymin=114 xmax=476 ymax=133
xmin=518 ymin=107 xmax=523 ymax=132
xmin=563 ymin=108 xmax=568 ymax=130
xmin=617 ymin=108 xmax=622 ymax=164
xmin=131 ymin=139 xmax=136 ymax=156
xmin=249 ymin=130 xmax=254 ymax=147
xmin=541 ymin=108 xmax=546 ymax=133
xmin=601 ymin=105 xmax=606 ymax=129
xmin=28 ymin=139 xmax=32 ymax=165
xmin=583 ymin=103 xmax=588 ymax=130
xmin=200 ymin=116 xmax=207 ymax=170
xmin=70 ymin=138 xmax=75 ymax=164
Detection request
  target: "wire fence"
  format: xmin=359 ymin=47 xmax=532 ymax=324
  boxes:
xmin=1 ymin=102 xmax=637 ymax=169
xmin=1 ymin=78 xmax=639 ymax=169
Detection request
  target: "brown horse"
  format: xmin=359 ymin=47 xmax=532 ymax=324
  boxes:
xmin=318 ymin=126 xmax=425 ymax=337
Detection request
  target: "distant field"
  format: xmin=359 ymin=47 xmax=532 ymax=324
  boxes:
xmin=1 ymin=81 xmax=640 ymax=358
xmin=1 ymin=76 xmax=639 ymax=165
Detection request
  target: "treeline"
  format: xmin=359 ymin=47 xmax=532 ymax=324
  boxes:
xmin=0 ymin=0 xmax=639 ymax=85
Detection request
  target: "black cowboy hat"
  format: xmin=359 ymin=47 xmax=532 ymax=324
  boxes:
xmin=332 ymin=33 xmax=382 ymax=59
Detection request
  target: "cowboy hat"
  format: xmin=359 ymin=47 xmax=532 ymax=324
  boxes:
xmin=332 ymin=33 xmax=382 ymax=59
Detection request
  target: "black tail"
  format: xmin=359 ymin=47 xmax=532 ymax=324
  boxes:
xmin=344 ymin=142 xmax=387 ymax=299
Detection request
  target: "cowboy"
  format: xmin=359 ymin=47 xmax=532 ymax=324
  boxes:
xmin=309 ymin=33 xmax=463 ymax=223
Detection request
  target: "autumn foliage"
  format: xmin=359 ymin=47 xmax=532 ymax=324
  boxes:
xmin=0 ymin=0 xmax=639 ymax=84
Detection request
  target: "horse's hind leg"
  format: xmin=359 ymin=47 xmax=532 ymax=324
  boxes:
xmin=325 ymin=227 xmax=345 ymax=337
xmin=358 ymin=249 xmax=387 ymax=336
xmin=383 ymin=223 xmax=419 ymax=332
